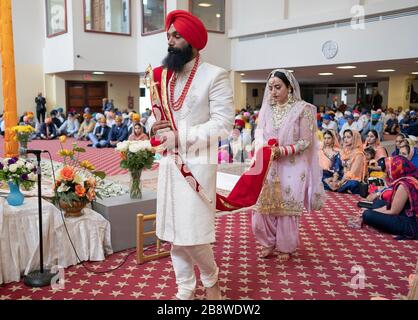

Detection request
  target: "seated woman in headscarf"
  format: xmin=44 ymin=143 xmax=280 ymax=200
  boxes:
xmin=364 ymin=130 xmax=388 ymax=159
xmin=318 ymin=130 xmax=343 ymax=189
xmin=323 ymin=129 xmax=366 ymax=194
xmin=391 ymin=133 xmax=408 ymax=156
xmin=362 ymin=156 xmax=418 ymax=240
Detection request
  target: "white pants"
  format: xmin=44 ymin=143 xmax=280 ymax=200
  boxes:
xmin=171 ymin=244 xmax=219 ymax=300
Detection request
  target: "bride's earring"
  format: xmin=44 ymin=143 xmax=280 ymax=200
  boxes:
xmin=288 ymin=90 xmax=294 ymax=104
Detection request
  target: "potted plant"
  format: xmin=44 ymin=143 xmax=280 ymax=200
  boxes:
xmin=55 ymin=136 xmax=106 ymax=217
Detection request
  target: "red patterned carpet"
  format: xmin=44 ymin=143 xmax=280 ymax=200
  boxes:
xmin=0 ymin=192 xmax=416 ymax=300
xmin=0 ymin=137 xmax=127 ymax=176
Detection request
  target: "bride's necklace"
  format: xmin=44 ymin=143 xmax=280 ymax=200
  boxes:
xmin=271 ymin=100 xmax=292 ymax=129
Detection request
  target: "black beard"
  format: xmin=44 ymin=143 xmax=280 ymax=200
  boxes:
xmin=162 ymin=45 xmax=193 ymax=73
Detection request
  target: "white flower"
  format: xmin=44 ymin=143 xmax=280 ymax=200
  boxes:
xmin=73 ymin=174 xmax=84 ymax=185
xmin=16 ymin=160 xmax=25 ymax=168
xmin=3 ymin=165 xmax=9 ymax=172
xmin=2 ymin=159 xmax=9 ymax=166
xmin=26 ymin=162 xmax=34 ymax=170
xmin=9 ymin=164 xmax=18 ymax=173
xmin=57 ymin=184 xmax=70 ymax=193
xmin=28 ymin=172 xmax=37 ymax=181
xmin=116 ymin=141 xmax=129 ymax=152
xmin=128 ymin=142 xmax=142 ymax=153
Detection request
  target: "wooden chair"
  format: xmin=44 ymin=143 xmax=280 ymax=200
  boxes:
xmin=136 ymin=213 xmax=170 ymax=264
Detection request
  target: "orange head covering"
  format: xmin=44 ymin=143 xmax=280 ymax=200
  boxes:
xmin=341 ymin=129 xmax=363 ymax=161
xmin=165 ymin=10 xmax=208 ymax=51
xmin=83 ymin=113 xmax=92 ymax=120
xmin=132 ymin=114 xmax=140 ymax=122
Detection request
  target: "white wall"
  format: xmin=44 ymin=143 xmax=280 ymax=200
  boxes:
xmin=0 ymin=0 xmax=45 ymax=116
xmin=232 ymin=14 xmax=418 ymax=71
xmin=229 ymin=0 xmax=418 ymax=38
xmin=72 ymin=0 xmax=138 ymax=73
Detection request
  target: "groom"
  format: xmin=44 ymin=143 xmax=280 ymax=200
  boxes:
xmin=149 ymin=10 xmax=234 ymax=300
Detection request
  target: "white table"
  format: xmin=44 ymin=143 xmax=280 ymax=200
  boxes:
xmin=0 ymin=197 xmax=113 ymax=285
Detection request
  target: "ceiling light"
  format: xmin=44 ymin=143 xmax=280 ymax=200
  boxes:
xmin=377 ymin=69 xmax=395 ymax=72
xmin=240 ymin=73 xmax=245 ymax=76
xmin=411 ymin=72 xmax=418 ymax=75
xmin=198 ymin=3 xmax=213 ymax=7
xmin=287 ymin=70 xmax=294 ymax=73
xmin=353 ymin=75 xmax=368 ymax=78
xmin=337 ymin=66 xmax=357 ymax=69
xmin=93 ymin=72 xmax=104 ymax=75
xmin=216 ymin=14 xmax=221 ymax=18
xmin=318 ymin=72 xmax=334 ymax=76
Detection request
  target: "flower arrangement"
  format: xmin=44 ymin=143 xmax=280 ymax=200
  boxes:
xmin=116 ymin=140 xmax=155 ymax=198
xmin=116 ymin=140 xmax=155 ymax=171
xmin=55 ymin=136 xmax=106 ymax=209
xmin=12 ymin=125 xmax=35 ymax=143
xmin=0 ymin=157 xmax=37 ymax=190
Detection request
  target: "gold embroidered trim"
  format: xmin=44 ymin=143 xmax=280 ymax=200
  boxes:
xmin=161 ymin=69 xmax=176 ymax=130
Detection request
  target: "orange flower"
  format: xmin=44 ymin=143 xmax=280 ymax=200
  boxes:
xmin=86 ymin=188 xmax=96 ymax=201
xmin=75 ymin=184 xmax=86 ymax=197
xmin=60 ymin=166 xmax=75 ymax=181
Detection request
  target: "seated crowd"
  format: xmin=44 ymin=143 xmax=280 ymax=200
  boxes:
xmin=5 ymin=101 xmax=417 ymax=241
xmin=9 ymin=106 xmax=153 ymax=148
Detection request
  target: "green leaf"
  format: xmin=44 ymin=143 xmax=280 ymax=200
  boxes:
xmin=73 ymin=147 xmax=86 ymax=153
xmin=92 ymin=171 xmax=106 ymax=179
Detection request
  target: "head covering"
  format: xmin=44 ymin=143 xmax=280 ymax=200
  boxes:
xmin=341 ymin=130 xmax=363 ymax=160
xmin=165 ymin=10 xmax=208 ymax=51
xmin=83 ymin=113 xmax=92 ymax=120
xmin=371 ymin=113 xmax=380 ymax=120
xmin=353 ymin=112 xmax=360 ymax=118
xmin=346 ymin=115 xmax=354 ymax=120
xmin=385 ymin=156 xmax=418 ymax=183
xmin=323 ymin=114 xmax=331 ymax=121
xmin=344 ymin=111 xmax=352 ymax=116
xmin=410 ymin=111 xmax=417 ymax=116
xmin=132 ymin=114 xmax=141 ymax=122
xmin=384 ymin=156 xmax=418 ymax=219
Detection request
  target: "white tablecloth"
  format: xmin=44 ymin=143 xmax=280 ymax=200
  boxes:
xmin=0 ymin=197 xmax=113 ymax=285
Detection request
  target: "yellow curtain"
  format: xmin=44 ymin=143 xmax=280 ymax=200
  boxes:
xmin=0 ymin=0 xmax=18 ymax=157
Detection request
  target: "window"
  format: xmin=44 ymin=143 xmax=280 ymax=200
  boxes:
xmin=46 ymin=0 xmax=68 ymax=38
xmin=189 ymin=0 xmax=225 ymax=33
xmin=84 ymin=0 xmax=131 ymax=36
xmin=141 ymin=0 xmax=166 ymax=35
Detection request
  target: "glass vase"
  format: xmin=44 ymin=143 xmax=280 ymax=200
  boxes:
xmin=130 ymin=169 xmax=142 ymax=199
xmin=19 ymin=140 xmax=28 ymax=158
xmin=7 ymin=181 xmax=24 ymax=206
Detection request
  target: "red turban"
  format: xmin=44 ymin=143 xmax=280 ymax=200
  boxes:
xmin=165 ymin=10 xmax=208 ymax=51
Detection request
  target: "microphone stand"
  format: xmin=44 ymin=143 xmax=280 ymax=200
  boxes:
xmin=24 ymin=152 xmax=56 ymax=287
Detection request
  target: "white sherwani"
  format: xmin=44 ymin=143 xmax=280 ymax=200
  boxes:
xmin=155 ymin=58 xmax=234 ymax=246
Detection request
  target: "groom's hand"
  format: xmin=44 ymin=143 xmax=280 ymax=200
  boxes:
xmin=151 ymin=120 xmax=172 ymax=136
